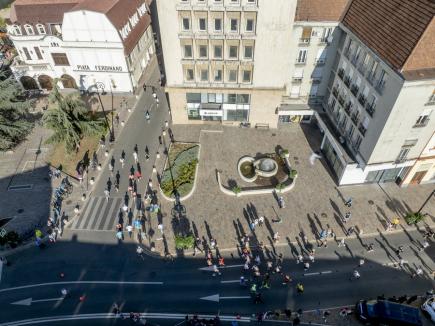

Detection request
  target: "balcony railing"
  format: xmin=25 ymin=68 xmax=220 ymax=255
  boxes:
xmin=344 ymin=76 xmax=351 ymax=87
xmin=358 ymin=94 xmax=367 ymax=106
xmin=351 ymin=55 xmax=359 ymax=66
xmin=292 ymin=77 xmax=303 ymax=83
xmin=365 ymin=102 xmax=376 ymax=117
xmin=413 ymin=119 xmax=430 ymax=128
xmin=332 ymin=87 xmax=339 ymax=98
xmin=351 ymin=113 xmax=359 ymax=124
xmin=314 ymin=59 xmax=325 ymax=66
xmin=299 ymin=38 xmax=311 ymax=45
xmin=338 ymin=95 xmax=345 ymax=106
xmin=367 ymin=72 xmax=376 ymax=85
xmin=295 ymin=59 xmax=306 ymax=65
xmin=338 ymin=68 xmax=345 ymax=79
xmin=319 ymin=37 xmax=329 ymax=44
xmin=358 ymin=123 xmax=367 ymax=136
xmin=344 ymin=102 xmax=352 ymax=114
xmin=350 ymin=84 xmax=359 ymax=96
xmin=375 ymin=80 xmax=386 ymax=95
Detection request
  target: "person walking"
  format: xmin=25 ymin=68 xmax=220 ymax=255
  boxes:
xmin=358 ymin=258 xmax=365 ymax=267
xmin=126 ymin=224 xmax=133 ymax=238
xmin=296 ymin=283 xmax=304 ymax=294
xmin=258 ymin=216 xmax=264 ymax=226
xmin=303 ymin=262 xmax=310 ymax=271
xmin=308 ymin=251 xmax=315 ymax=263
xmin=345 ymin=197 xmax=353 ymax=207
xmin=296 ymin=254 xmax=303 ymax=264
xmin=273 ymin=232 xmax=280 ymax=244
xmin=116 ymin=229 xmax=123 ymax=240
xmin=158 ymin=223 xmax=164 ymax=234
xmin=133 ymin=151 xmax=138 ymax=164
xmin=420 ymin=240 xmax=430 ymax=251
xmin=350 ymin=269 xmax=360 ymax=281
xmin=136 ymin=246 xmax=144 ymax=260
xmin=412 ymin=267 xmax=423 ymax=278
xmin=343 ymin=212 xmax=351 ymax=223
xmin=104 ymin=189 xmax=110 ymax=202
xmin=338 ymin=238 xmax=346 ymax=247
xmin=392 ymin=217 xmax=400 ymax=229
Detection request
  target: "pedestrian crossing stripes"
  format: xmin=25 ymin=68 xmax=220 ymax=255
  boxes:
xmin=67 ymin=196 xmax=130 ymax=231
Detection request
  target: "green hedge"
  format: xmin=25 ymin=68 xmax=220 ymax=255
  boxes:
xmin=404 ymin=212 xmax=424 ymax=225
xmin=161 ymin=145 xmax=199 ymax=197
xmin=175 ymin=235 xmax=195 ymax=250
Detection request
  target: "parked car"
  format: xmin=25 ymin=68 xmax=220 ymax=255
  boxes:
xmin=421 ymin=296 xmax=435 ymax=323
xmin=356 ymin=299 xmax=422 ymax=326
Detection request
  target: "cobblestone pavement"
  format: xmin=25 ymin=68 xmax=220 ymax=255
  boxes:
xmin=151 ymin=123 xmax=435 ymax=255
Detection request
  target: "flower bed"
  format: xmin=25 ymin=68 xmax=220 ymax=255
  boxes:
xmin=160 ymin=143 xmax=199 ymax=198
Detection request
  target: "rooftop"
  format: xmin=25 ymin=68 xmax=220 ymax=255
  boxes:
xmin=9 ymin=0 xmax=81 ymax=24
xmin=342 ymin=0 xmax=435 ymax=80
xmin=295 ymin=0 xmax=350 ymax=22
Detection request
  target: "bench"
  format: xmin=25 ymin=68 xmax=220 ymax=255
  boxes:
xmin=255 ymin=123 xmax=270 ymax=129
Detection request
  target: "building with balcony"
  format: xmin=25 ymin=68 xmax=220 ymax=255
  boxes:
xmin=156 ymin=0 xmax=295 ymax=127
xmin=278 ymin=0 xmax=349 ymax=124
xmin=6 ymin=0 xmax=155 ymax=93
xmin=318 ymin=0 xmax=435 ymax=185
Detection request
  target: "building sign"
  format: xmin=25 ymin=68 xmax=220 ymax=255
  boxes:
xmin=200 ymin=110 xmax=223 ymax=117
xmin=76 ymin=65 xmax=123 ymax=72
xmin=119 ymin=3 xmax=148 ymax=40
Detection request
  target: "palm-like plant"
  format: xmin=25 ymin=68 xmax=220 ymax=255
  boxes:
xmin=43 ymin=82 xmax=106 ymax=153
xmin=0 ymin=71 xmax=33 ymax=151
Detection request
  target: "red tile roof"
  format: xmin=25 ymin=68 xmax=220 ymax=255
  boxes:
xmin=342 ymin=0 xmax=435 ymax=73
xmin=9 ymin=0 xmax=81 ymax=24
xmin=295 ymin=0 xmax=350 ymax=22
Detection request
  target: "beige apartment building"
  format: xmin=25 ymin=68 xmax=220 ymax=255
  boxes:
xmin=156 ymin=0 xmax=296 ymax=128
xmin=318 ymin=0 xmax=435 ymax=185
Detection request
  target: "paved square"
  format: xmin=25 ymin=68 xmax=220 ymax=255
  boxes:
xmin=151 ymin=124 xmax=434 ymax=254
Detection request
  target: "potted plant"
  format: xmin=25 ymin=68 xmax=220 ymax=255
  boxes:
xmin=232 ymin=186 xmax=242 ymax=196
xmin=404 ymin=212 xmax=424 ymax=225
xmin=280 ymin=149 xmax=290 ymax=159
xmin=275 ymin=183 xmax=285 ymax=193
xmin=289 ymin=169 xmax=298 ymax=179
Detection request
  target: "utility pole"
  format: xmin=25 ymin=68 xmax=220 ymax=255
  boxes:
xmin=417 ymin=189 xmax=435 ymax=214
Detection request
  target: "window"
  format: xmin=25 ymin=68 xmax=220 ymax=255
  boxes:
xmin=229 ymin=45 xmax=238 ymax=58
xmin=214 ymin=45 xmax=222 ymax=58
xmin=414 ymin=109 xmax=432 ymax=127
xmin=300 ymin=27 xmax=312 ymax=43
xmin=182 ymin=18 xmax=190 ymax=31
xmin=247 ymin=0 xmax=255 ymax=3
xmin=228 ymin=69 xmax=237 ymax=82
xmin=315 ymin=48 xmax=326 ymax=64
xmin=34 ymin=47 xmax=43 ymax=60
xmin=199 ymin=45 xmax=207 ymax=58
xmin=24 ymin=24 xmax=34 ymax=35
xmin=296 ymin=49 xmax=307 ymax=63
xmin=184 ymin=44 xmax=192 ymax=58
xmin=290 ymin=85 xmax=301 ymax=98
xmin=22 ymin=47 xmax=31 ymax=60
xmin=36 ymin=24 xmax=46 ymax=34
xmin=396 ymin=147 xmax=410 ymax=162
xmin=242 ymin=70 xmax=251 ymax=83
xmin=230 ymin=19 xmax=238 ymax=32
xmin=246 ymin=19 xmax=254 ymax=32
xmin=12 ymin=25 xmax=22 ymax=35
xmin=200 ymin=69 xmax=208 ymax=81
xmin=214 ymin=69 xmax=222 ymax=82
xmin=199 ymin=18 xmax=207 ymax=31
xmin=51 ymin=53 xmax=69 ymax=65
xmin=293 ymin=68 xmax=304 ymax=81
xmin=185 ymin=68 xmax=194 ymax=81
xmin=321 ymin=27 xmax=332 ymax=43
xmin=244 ymin=46 xmax=253 ymax=59
xmin=214 ymin=18 xmax=222 ymax=31
xmin=309 ymin=85 xmax=319 ymax=97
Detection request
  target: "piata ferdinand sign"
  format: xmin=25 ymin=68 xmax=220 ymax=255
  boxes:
xmin=76 ymin=65 xmax=123 ymax=72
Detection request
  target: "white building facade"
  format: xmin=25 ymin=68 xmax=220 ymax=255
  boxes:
xmin=156 ymin=0 xmax=296 ymax=128
xmin=7 ymin=0 xmax=155 ymax=94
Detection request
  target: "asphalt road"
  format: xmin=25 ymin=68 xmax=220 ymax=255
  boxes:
xmin=0 ymin=229 xmax=433 ymax=325
xmin=66 ymin=61 xmax=169 ymax=233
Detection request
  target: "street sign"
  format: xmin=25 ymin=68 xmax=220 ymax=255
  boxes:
xmin=0 ymin=228 xmax=6 ymax=237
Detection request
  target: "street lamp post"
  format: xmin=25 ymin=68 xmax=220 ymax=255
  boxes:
xmin=417 ymin=189 xmax=435 ymax=214
xmin=94 ymin=82 xmax=114 ymax=143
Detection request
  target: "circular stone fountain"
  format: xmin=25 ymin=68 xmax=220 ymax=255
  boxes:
xmin=238 ymin=155 xmax=279 ymax=183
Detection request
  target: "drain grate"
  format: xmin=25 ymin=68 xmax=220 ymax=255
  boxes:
xmin=8 ymin=184 xmax=33 ymax=191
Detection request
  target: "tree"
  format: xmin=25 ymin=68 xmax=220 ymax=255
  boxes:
xmin=43 ymin=83 xmax=106 ymax=153
xmin=0 ymin=71 xmax=33 ymax=151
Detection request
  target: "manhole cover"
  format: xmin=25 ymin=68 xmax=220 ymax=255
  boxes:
xmin=66 ymin=200 xmax=72 ymax=205
xmin=368 ymin=200 xmax=374 ymax=205
xmin=321 ymin=213 xmax=328 ymax=218
xmin=294 ymin=156 xmax=299 ymax=160
xmin=271 ymin=133 xmax=276 ymax=136
xmin=17 ymin=209 xmax=24 ymax=214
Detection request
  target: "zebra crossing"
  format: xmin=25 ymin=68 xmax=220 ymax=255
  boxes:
xmin=67 ymin=196 xmax=126 ymax=231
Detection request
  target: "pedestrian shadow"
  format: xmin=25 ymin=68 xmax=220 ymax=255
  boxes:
xmin=409 ymin=246 xmax=432 ymax=271
xmin=335 ymin=186 xmax=346 ymax=205
xmin=285 ymin=236 xmax=299 ymax=258
xmin=375 ymin=238 xmax=397 ymax=264
xmin=375 ymin=212 xmax=388 ymax=230
xmin=307 ymin=214 xmax=320 ymax=244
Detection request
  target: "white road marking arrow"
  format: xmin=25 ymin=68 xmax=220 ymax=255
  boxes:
xmin=199 ymin=264 xmax=244 ymax=271
xmin=200 ymin=294 xmax=250 ymax=302
xmin=11 ymin=297 xmax=63 ymax=306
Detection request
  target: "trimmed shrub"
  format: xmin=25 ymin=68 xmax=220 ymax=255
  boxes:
xmin=175 ymin=235 xmax=195 ymax=250
xmin=232 ymin=186 xmax=241 ymax=194
xmin=280 ymin=149 xmax=289 ymax=158
xmin=275 ymin=183 xmax=285 ymax=191
xmin=289 ymin=169 xmax=298 ymax=179
xmin=404 ymin=212 xmax=424 ymax=225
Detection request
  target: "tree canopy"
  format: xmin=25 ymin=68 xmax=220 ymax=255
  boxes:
xmin=43 ymin=83 xmax=106 ymax=153
xmin=0 ymin=71 xmax=33 ymax=151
